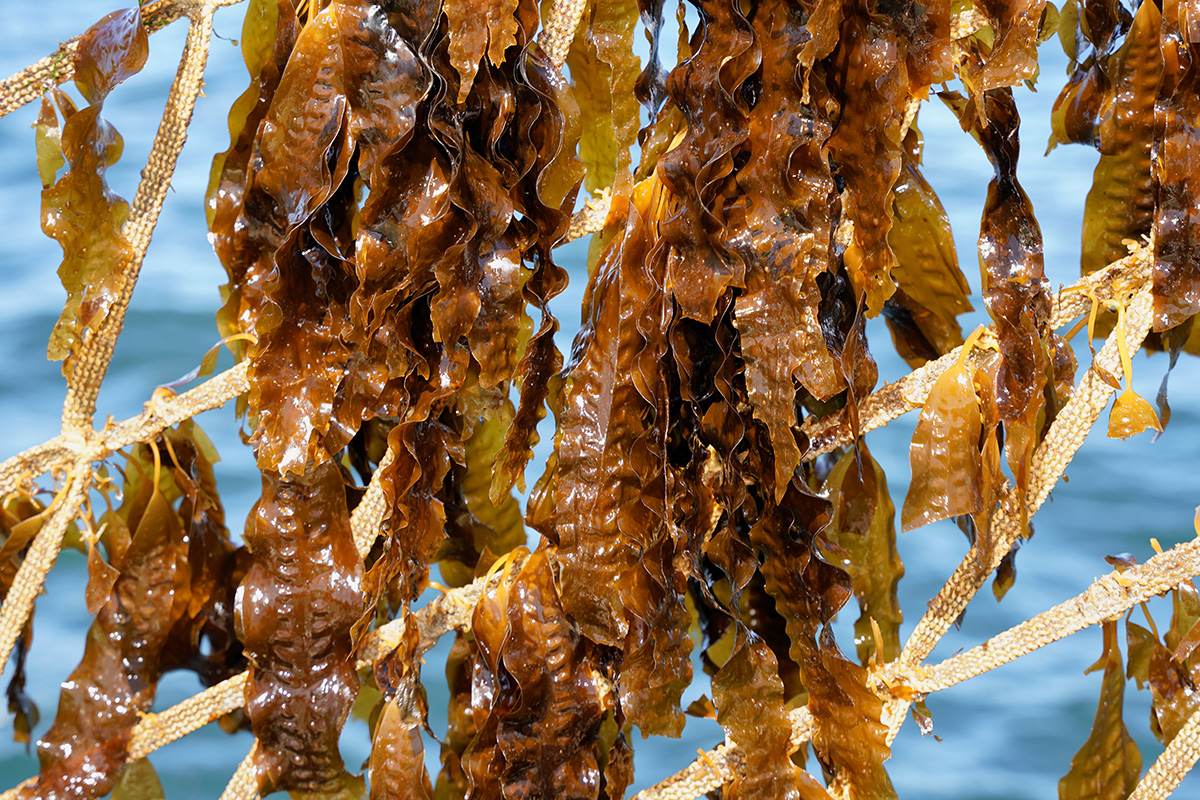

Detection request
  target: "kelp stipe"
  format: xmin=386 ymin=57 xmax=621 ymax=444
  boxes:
xmin=2 ymin=0 xmax=1200 ymax=798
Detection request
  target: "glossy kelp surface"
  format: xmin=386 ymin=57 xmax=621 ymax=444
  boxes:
xmin=240 ymin=462 xmax=362 ymax=794
xmin=21 ymin=427 xmax=243 ymax=800
xmin=8 ymin=0 xmax=1200 ymax=797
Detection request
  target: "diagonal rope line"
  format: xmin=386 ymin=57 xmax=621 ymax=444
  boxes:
xmin=350 ymin=444 xmax=395 ymax=557
xmin=0 ymin=466 xmax=90 ymax=675
xmin=801 ymin=245 xmax=1152 ymax=460
xmin=0 ymin=361 xmax=250 ymax=502
xmin=539 ymin=0 xmax=588 ymax=68
xmin=0 ymin=438 xmax=70 ymax=502
xmin=62 ymin=0 xmax=224 ymax=432
xmin=128 ymin=676 xmax=251 ymax=760
xmin=631 ymin=744 xmax=744 ymax=800
xmin=628 ymin=264 xmax=1160 ymax=799
xmin=100 ymin=360 xmax=251 ymax=451
xmin=900 ymin=282 xmax=1156 ymax=667
xmin=217 ymin=745 xmax=260 ymax=800
xmin=900 ymin=537 xmax=1200 ymax=694
xmin=876 ymin=283 xmax=1159 ymax=750
xmin=1131 ymin=708 xmax=1200 ymax=800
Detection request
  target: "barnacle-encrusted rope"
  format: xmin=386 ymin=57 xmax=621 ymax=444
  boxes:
xmin=0 ymin=0 xmax=240 ymax=766
xmin=897 ymin=537 xmax=1200 ymax=695
xmin=0 ymin=438 xmax=69 ymax=502
xmin=0 ymin=361 xmax=250 ymax=501
xmin=217 ymin=746 xmax=260 ymax=800
xmin=567 ymin=187 xmax=613 ymax=241
xmin=631 ymin=745 xmax=744 ymax=800
xmin=0 ymin=359 xmax=251 ymax=676
xmin=350 ymin=444 xmax=396 ymax=556
xmin=102 ymin=361 xmax=252 ymax=450
xmin=0 ymin=468 xmax=89 ymax=675
xmin=901 ymin=281 xmax=1156 ymax=667
xmin=128 ymin=675 xmax=251 ymax=760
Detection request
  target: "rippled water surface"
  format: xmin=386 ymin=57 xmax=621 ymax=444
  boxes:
xmin=2 ymin=3 xmax=1200 ymax=798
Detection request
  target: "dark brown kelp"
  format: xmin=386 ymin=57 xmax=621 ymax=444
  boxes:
xmin=240 ymin=462 xmax=363 ymax=793
xmin=1151 ymin=0 xmax=1200 ymax=331
xmin=884 ymin=128 xmax=972 ymax=367
xmin=20 ymin=428 xmax=242 ymax=800
xmin=467 ymin=550 xmax=613 ymax=799
xmin=369 ymin=618 xmax=431 ymax=800
xmin=1081 ymin=0 xmax=1161 ymax=278
xmin=6 ymin=0 xmax=1200 ymax=797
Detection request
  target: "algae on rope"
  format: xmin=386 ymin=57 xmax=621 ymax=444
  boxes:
xmin=2 ymin=0 xmax=1200 ymax=798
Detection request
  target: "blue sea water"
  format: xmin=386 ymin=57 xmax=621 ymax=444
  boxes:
xmin=1 ymin=2 xmax=1199 ymax=797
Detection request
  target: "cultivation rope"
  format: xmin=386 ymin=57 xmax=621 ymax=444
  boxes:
xmin=1132 ymin=710 xmax=1200 ymax=800
xmin=0 ymin=0 xmax=1197 ymax=795
xmin=0 ymin=217 xmax=1181 ymax=800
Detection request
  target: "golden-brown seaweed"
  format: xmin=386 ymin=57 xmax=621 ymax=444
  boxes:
xmin=41 ymin=5 xmax=148 ymax=373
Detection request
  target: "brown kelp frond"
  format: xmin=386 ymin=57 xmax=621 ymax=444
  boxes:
xmin=61 ymin=1 xmax=225 ymax=431
xmin=0 ymin=553 xmax=528 ymax=800
xmin=4 ymin=0 xmax=1200 ymax=796
xmin=639 ymin=531 xmax=1200 ymax=797
xmin=803 ymin=243 xmax=1152 ymax=460
xmin=0 ymin=2 xmax=234 ymax=704
xmin=0 ymin=206 xmax=1154 ymax=800
xmin=901 ymin=283 xmax=1156 ymax=667
xmin=1131 ymin=709 xmax=1200 ymax=800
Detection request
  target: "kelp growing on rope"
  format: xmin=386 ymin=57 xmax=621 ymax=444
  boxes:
xmin=5 ymin=0 xmax=1200 ymax=797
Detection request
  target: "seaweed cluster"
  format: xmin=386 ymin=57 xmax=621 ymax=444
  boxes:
xmin=1 ymin=0 xmax=1200 ymax=797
